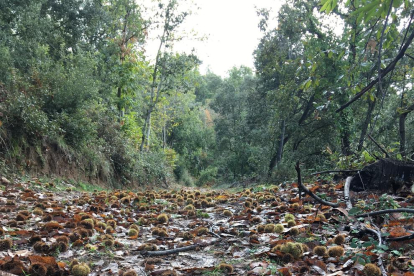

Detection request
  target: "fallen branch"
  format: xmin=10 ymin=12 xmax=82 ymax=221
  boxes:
xmin=385 ymin=232 xmax=414 ymax=241
xmin=364 ymin=226 xmax=387 ymax=276
xmin=137 ymin=237 xmax=221 ymax=257
xmin=355 ymin=208 xmax=414 ymax=218
xmin=344 ymin=176 xmax=353 ymax=210
xmin=336 ymin=28 xmax=414 ymax=113
xmin=367 ymin=134 xmax=390 ymax=158
xmin=311 ymin=169 xmax=359 ymax=175
xmin=295 ymin=162 xmax=339 ymax=207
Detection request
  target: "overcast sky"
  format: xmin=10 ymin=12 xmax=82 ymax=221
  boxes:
xmin=145 ymin=0 xmax=283 ymax=77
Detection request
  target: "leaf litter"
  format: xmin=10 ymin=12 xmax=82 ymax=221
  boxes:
xmin=0 ymin=178 xmax=413 ymax=275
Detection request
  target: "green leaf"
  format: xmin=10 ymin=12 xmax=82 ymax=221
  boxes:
xmin=349 ymin=207 xmax=361 ymax=216
xmin=392 ymin=0 xmax=402 ymax=7
xmin=320 ymin=0 xmax=333 ymax=13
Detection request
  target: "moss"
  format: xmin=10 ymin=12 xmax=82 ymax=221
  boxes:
xmin=313 ymin=246 xmax=327 ymax=256
xmin=328 ymin=246 xmax=344 ymax=257
xmin=71 ymin=263 xmax=91 ymax=276
xmin=363 ymin=263 xmax=381 ymax=276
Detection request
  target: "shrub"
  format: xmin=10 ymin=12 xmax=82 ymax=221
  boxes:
xmin=196 ymin=166 xmax=217 ymax=186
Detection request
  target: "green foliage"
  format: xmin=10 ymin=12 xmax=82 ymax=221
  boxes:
xmin=0 ymin=0 xmax=413 ymax=189
xmin=196 ymin=166 xmax=218 ymax=187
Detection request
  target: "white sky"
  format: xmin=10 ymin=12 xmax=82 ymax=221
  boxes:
xmin=144 ymin=0 xmax=283 ymax=77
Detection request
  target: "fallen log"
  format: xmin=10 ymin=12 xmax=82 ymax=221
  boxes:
xmin=350 ymin=158 xmax=414 ymax=192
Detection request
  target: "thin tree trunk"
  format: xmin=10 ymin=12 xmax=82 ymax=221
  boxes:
xmin=399 ymin=103 xmax=414 ymax=157
xmin=399 ymin=113 xmax=407 ymax=157
xmin=268 ymin=120 xmax=287 ymax=177
xmin=277 ymin=119 xmax=285 ymax=162
xmin=340 ymin=111 xmax=352 ymax=156
xmin=357 ymin=98 xmax=376 ymax=151
xmin=147 ymin=112 xmax=151 ymax=149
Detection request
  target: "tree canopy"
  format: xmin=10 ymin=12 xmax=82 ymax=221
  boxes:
xmin=0 ymin=0 xmax=413 ymax=187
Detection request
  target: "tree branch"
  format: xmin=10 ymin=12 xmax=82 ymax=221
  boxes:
xmin=367 ymin=134 xmax=390 ymax=158
xmin=295 ymin=162 xmax=340 ymax=207
xmin=311 ymin=169 xmax=358 ymax=175
xmin=355 ymin=208 xmax=414 ymax=218
xmin=336 ymin=28 xmax=414 ymax=113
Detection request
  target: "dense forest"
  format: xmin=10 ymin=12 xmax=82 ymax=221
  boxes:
xmin=0 ymin=0 xmax=413 ymax=188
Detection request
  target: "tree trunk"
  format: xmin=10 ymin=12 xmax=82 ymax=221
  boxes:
xmin=276 ymin=119 xmax=285 ymax=162
xmin=399 ymin=103 xmax=414 ymax=157
xmin=268 ymin=120 xmax=287 ymax=177
xmin=399 ymin=113 xmax=407 ymax=157
xmin=340 ymin=111 xmax=352 ymax=156
xmin=357 ymin=98 xmax=376 ymax=151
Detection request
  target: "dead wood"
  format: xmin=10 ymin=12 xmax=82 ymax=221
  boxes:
xmin=344 ymin=176 xmax=353 ymax=210
xmin=355 ymin=208 xmax=414 ymax=218
xmin=295 ymin=161 xmax=339 ymax=207
xmin=364 ymin=226 xmax=387 ymax=276
xmin=137 ymin=236 xmax=221 ymax=257
xmin=311 ymin=169 xmax=359 ymax=175
xmin=350 ymin=158 xmax=414 ymax=192
xmin=367 ymin=134 xmax=390 ymax=158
